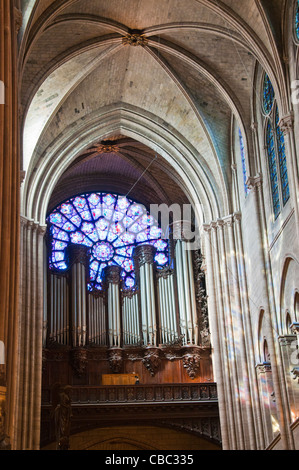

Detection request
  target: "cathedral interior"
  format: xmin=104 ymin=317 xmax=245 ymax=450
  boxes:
xmin=0 ymin=0 xmax=299 ymax=451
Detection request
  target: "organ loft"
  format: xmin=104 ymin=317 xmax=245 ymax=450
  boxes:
xmin=0 ymin=0 xmax=299 ymax=451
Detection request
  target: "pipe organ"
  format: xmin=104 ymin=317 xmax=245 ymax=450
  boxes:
xmin=46 ymin=243 xmax=207 ymax=351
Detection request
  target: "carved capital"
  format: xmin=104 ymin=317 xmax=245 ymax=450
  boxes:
xmin=103 ymin=265 xmax=122 ymax=285
xmin=246 ymin=174 xmax=263 ymax=191
xmin=133 ymin=244 xmax=156 ymax=269
xmin=290 ymin=322 xmax=299 ymax=336
xmin=256 ymin=362 xmax=272 ymax=374
xmin=122 ymin=32 xmax=148 ymax=47
xmin=278 ymin=113 xmax=294 ymax=135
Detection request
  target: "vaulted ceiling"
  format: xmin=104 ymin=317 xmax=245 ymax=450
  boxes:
xmin=19 ymin=0 xmax=287 ymax=222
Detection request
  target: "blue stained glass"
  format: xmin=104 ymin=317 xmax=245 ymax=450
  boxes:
xmin=47 ymin=192 xmax=169 ymax=290
xmin=238 ymin=129 xmax=248 ymax=194
xmin=275 ymin=107 xmax=290 ymax=205
xmin=266 ymin=121 xmax=280 ymax=219
xmin=263 ymin=73 xmax=275 ymax=115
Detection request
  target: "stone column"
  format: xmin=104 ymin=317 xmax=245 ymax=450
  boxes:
xmin=70 ymin=246 xmax=88 ymax=348
xmin=247 ymin=175 xmax=294 ymax=449
xmin=103 ymin=266 xmax=122 ymax=347
xmin=202 ymin=224 xmax=230 ymax=450
xmin=134 ymin=245 xmax=157 ymax=347
xmin=256 ymin=363 xmax=278 ymax=445
xmin=0 ymin=0 xmax=22 ymax=449
xmin=17 ymin=217 xmax=46 ymax=450
xmin=279 ymin=114 xmax=299 ymax=235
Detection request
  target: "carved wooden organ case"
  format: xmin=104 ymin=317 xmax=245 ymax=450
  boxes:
xmin=43 ymin=234 xmax=212 ymax=385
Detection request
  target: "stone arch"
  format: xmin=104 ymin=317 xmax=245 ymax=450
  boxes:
xmin=22 ymin=105 xmax=228 ymax=226
xmin=279 ymin=255 xmax=299 ymax=334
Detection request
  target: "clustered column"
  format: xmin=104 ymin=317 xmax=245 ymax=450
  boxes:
xmin=18 ymin=217 xmax=46 ymax=450
xmin=203 ymin=213 xmax=262 ymax=450
xmin=0 ymin=0 xmax=22 ymax=450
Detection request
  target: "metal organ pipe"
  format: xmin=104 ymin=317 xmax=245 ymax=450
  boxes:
xmin=134 ymin=245 xmax=157 ymax=347
xmin=104 ymin=266 xmax=122 ymax=348
xmin=175 ymin=239 xmax=198 ymax=345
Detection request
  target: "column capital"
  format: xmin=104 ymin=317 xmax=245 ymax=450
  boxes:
xmin=278 ymin=335 xmax=297 ymax=346
xmin=103 ymin=265 xmax=122 ymax=285
xmin=69 ymin=244 xmax=89 ymax=266
xmin=133 ymin=244 xmax=156 ymax=268
xmin=256 ymin=362 xmax=272 ymax=374
xmin=246 ymin=173 xmax=263 ymax=191
xmin=290 ymin=322 xmax=299 ymax=335
xmin=278 ymin=113 xmax=294 ymax=136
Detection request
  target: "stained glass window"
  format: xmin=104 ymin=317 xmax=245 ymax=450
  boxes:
xmin=263 ymin=73 xmax=275 ymax=115
xmin=47 ymin=192 xmax=169 ymax=291
xmin=238 ymin=129 xmax=248 ymax=194
xmin=296 ymin=0 xmax=299 ymax=41
xmin=266 ymin=121 xmax=281 ymax=219
xmin=275 ymin=107 xmax=290 ymax=205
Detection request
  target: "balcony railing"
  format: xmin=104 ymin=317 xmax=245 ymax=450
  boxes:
xmin=42 ymin=382 xmax=218 ymax=406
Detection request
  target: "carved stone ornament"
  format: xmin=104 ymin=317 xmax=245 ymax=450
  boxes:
xmin=108 ymin=349 xmax=123 ymax=373
xmin=122 ymin=33 xmax=148 ymax=47
xmin=133 ymin=244 xmax=156 ymax=269
xmin=71 ymin=348 xmax=88 ymax=377
xmin=103 ymin=265 xmax=122 ymax=285
xmin=182 ymin=352 xmax=201 ymax=380
xmin=156 ymin=267 xmax=174 ymax=280
xmin=142 ymin=348 xmax=161 ymax=377
xmin=95 ymin=144 xmax=120 ymax=154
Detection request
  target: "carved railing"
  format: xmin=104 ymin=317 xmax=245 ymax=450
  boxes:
xmin=42 ymin=383 xmax=217 ymax=405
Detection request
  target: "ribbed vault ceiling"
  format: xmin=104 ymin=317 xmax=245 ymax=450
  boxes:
xmin=20 ymin=0 xmax=286 ymax=220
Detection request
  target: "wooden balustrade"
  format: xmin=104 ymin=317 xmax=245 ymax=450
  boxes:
xmin=42 ymin=382 xmax=217 ymax=405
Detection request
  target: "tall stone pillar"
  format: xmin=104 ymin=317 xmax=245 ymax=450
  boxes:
xmin=103 ymin=266 xmax=122 ymax=347
xmin=256 ymin=363 xmax=279 ymax=444
xmin=70 ymin=246 xmax=88 ymax=348
xmin=0 ymin=0 xmax=22 ymax=450
xmin=134 ymin=245 xmax=157 ymax=347
xmin=17 ymin=217 xmax=46 ymax=450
